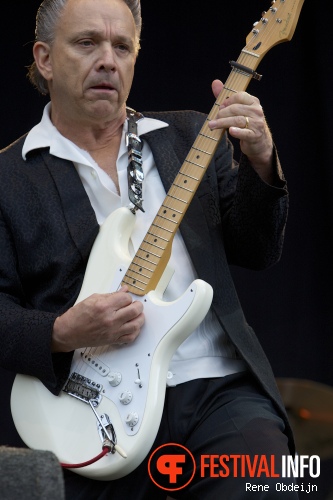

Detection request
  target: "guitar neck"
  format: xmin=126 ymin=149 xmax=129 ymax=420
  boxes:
xmin=122 ymin=53 xmax=257 ymax=295
xmin=121 ymin=0 xmax=305 ymax=295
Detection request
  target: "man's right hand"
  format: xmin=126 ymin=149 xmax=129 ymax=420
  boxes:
xmin=51 ymin=286 xmax=144 ymax=352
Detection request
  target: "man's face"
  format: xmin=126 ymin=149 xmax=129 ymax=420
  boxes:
xmin=36 ymin=0 xmax=138 ymax=127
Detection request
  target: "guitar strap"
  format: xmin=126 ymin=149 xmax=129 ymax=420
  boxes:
xmin=126 ymin=107 xmax=145 ymax=213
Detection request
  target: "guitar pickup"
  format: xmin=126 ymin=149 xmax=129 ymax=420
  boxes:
xmin=81 ymin=352 xmax=110 ymax=377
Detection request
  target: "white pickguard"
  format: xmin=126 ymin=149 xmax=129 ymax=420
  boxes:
xmin=11 ymin=207 xmax=213 ymax=480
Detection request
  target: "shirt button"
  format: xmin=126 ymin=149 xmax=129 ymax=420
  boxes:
xmin=167 ymin=371 xmax=173 ymax=380
xmin=90 ymin=169 xmax=97 ymax=179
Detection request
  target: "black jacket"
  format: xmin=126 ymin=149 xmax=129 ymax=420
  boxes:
xmin=0 ymin=109 xmax=293 ymax=450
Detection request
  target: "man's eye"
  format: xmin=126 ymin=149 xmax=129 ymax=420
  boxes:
xmin=79 ymin=40 xmax=93 ymax=47
xmin=116 ymin=44 xmax=129 ymax=52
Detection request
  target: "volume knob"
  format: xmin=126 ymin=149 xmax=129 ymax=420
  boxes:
xmin=119 ymin=390 xmax=133 ymax=405
xmin=126 ymin=412 xmax=139 ymax=427
xmin=108 ymin=372 xmax=122 ymax=386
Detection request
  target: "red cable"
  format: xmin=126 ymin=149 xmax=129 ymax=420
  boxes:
xmin=60 ymin=446 xmax=110 ymax=469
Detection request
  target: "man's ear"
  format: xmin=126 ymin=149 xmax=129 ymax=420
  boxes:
xmin=33 ymin=42 xmax=53 ymax=81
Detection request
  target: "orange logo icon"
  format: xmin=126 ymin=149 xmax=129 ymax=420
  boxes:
xmin=148 ymin=443 xmax=196 ymax=492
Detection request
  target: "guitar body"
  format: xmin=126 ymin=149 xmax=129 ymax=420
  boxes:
xmin=11 ymin=207 xmax=213 ymax=480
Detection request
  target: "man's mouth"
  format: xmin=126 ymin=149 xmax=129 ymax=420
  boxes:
xmin=90 ymin=83 xmax=115 ymax=91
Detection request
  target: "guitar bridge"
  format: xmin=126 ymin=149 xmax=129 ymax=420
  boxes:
xmin=63 ymin=372 xmax=103 ymax=406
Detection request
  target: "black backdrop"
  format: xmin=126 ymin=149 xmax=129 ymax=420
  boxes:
xmin=1 ymin=1 xmax=333 ymax=498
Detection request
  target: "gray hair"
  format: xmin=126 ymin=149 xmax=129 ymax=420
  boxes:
xmin=28 ymin=0 xmax=142 ymax=95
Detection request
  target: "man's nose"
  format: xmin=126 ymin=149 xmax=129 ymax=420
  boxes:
xmin=97 ymin=43 xmax=116 ymax=71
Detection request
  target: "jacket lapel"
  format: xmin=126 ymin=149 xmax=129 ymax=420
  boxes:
xmin=41 ymin=150 xmax=99 ymax=259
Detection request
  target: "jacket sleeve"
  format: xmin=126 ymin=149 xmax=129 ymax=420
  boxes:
xmin=0 ymin=205 xmax=73 ymax=394
xmin=0 ymin=140 xmax=97 ymax=395
xmin=217 ymin=143 xmax=289 ymax=270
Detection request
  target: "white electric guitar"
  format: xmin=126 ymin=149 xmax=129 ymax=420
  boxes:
xmin=11 ymin=0 xmax=304 ymax=481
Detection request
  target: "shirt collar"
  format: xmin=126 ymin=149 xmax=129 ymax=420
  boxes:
xmin=22 ymin=102 xmax=168 ymax=162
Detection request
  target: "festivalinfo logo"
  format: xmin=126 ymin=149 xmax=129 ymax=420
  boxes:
xmin=148 ymin=443 xmax=320 ymax=495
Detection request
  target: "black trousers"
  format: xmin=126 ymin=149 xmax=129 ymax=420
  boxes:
xmin=63 ymin=372 xmax=298 ymax=499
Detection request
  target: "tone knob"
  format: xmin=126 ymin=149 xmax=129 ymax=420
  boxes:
xmin=119 ymin=390 xmax=133 ymax=405
xmin=108 ymin=372 xmax=122 ymax=387
xmin=126 ymin=412 xmax=139 ymax=427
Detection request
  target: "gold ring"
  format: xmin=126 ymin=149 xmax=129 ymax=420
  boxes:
xmin=244 ymin=116 xmax=249 ymax=129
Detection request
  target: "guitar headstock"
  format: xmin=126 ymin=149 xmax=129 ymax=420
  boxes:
xmin=245 ymin=0 xmax=305 ymax=61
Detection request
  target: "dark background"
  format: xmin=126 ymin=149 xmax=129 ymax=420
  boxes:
xmin=1 ymin=1 xmax=332 ymax=498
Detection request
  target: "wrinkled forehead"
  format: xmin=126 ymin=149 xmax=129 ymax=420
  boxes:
xmin=57 ymin=0 xmax=137 ymax=42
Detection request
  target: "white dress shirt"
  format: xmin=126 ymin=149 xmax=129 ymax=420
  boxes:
xmin=23 ymin=103 xmax=246 ymax=386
